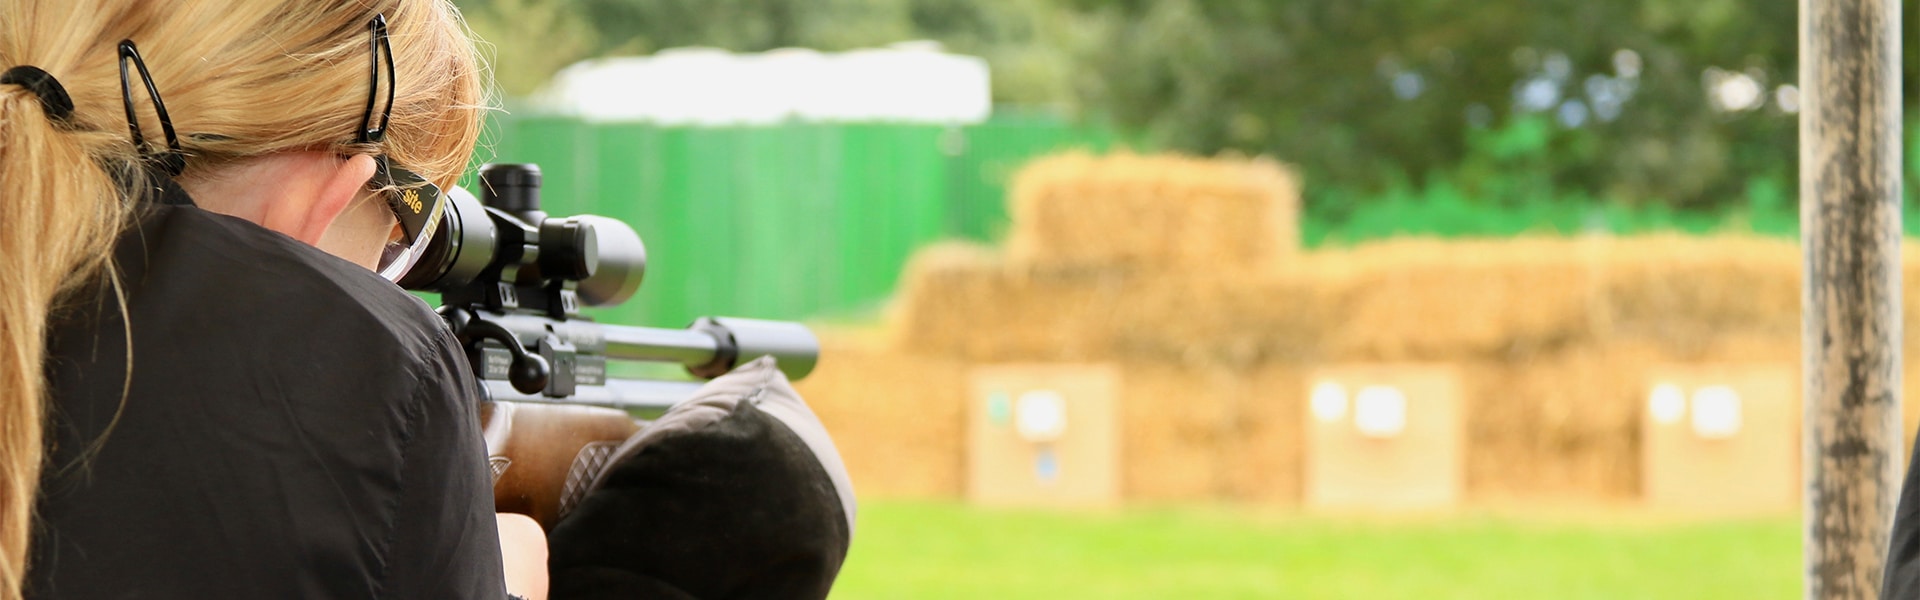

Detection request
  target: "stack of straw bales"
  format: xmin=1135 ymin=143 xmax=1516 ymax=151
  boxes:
xmin=889 ymin=244 xmax=1329 ymax=364
xmin=791 ymin=328 xmax=968 ymax=497
xmin=1114 ymin=361 xmax=1306 ymax=503
xmin=892 ymin=152 xmax=1312 ymax=366
xmin=1311 ymin=236 xmax=1805 ymax=498
xmin=808 ymin=149 xmax=1920 ymax=505
xmin=883 ymin=152 xmax=1314 ymax=503
xmin=1004 ymin=152 xmax=1299 ymax=273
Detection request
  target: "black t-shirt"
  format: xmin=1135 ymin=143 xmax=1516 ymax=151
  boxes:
xmin=1888 ymin=440 xmax=1920 ymax=596
xmin=29 ymin=201 xmax=505 ymax=599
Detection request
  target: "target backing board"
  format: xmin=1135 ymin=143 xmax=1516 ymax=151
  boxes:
xmin=1641 ymin=364 xmax=1796 ymax=514
xmin=1305 ymin=364 xmax=1463 ymax=511
xmin=967 ymin=364 xmax=1121 ymax=507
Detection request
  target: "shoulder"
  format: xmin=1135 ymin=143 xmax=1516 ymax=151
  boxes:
xmin=122 ymin=204 xmax=456 ymax=376
xmin=33 ymin=206 xmax=490 ymax=598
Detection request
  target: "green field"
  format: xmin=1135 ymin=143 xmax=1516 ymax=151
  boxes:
xmin=832 ymin=501 xmax=1799 ymax=599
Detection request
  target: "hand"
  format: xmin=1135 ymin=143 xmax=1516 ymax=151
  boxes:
xmin=497 ymin=513 xmax=550 ymax=600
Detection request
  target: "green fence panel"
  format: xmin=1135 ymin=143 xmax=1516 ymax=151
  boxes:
xmin=481 ymin=113 xmax=1124 ymax=325
xmin=947 ymin=113 xmax=1133 ymax=242
xmin=836 ymin=124 xmax=949 ymax=313
xmin=502 ymin=116 xmax=593 ymax=209
xmin=582 ymin=122 xmax=666 ymax=326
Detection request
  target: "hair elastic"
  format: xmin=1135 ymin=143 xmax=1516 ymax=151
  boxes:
xmin=0 ymin=65 xmax=76 ymax=124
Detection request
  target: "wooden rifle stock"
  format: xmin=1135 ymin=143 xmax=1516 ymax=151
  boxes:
xmin=460 ymin=316 xmax=817 ymax=529
xmin=480 ymin=400 xmax=643 ymax=530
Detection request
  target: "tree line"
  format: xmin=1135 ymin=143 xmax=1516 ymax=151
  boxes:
xmin=457 ymin=0 xmax=1920 ymax=221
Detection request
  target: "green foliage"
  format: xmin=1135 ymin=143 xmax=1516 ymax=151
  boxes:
xmin=1305 ymin=115 xmax=1716 ymax=245
xmin=1304 ymin=114 xmax=1920 ymax=246
xmin=1057 ymin=0 xmax=1815 ymax=214
xmin=453 ymin=0 xmax=1920 ymax=238
xmin=462 ymin=0 xmax=602 ymax=96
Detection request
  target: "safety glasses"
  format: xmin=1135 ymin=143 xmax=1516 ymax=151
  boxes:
xmin=371 ymin=158 xmax=446 ymax=281
xmin=358 ymin=14 xmax=446 ymax=282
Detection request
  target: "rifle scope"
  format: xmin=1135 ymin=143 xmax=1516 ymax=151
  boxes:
xmin=395 ymin=163 xmax=819 ymax=411
xmin=396 ymin=164 xmax=647 ymax=309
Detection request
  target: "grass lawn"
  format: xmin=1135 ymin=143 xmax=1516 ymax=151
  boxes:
xmin=832 ymin=501 xmax=1799 ymax=599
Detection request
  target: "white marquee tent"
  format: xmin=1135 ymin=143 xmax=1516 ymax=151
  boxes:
xmin=530 ymin=42 xmax=993 ymax=125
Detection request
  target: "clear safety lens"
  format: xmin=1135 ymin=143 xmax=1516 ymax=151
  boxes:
xmin=371 ymin=158 xmax=446 ymax=282
xmin=376 ymin=216 xmax=439 ymax=281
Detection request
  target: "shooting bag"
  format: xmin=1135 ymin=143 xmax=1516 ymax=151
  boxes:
xmin=546 ymin=357 xmax=855 ymax=600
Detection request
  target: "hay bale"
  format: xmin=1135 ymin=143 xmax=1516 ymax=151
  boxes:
xmin=1463 ymin=336 xmax=1801 ymax=502
xmin=1115 ymin=361 xmax=1229 ymax=501
xmin=890 ymin=242 xmax=1331 ymax=364
xmin=1005 ymin=152 xmax=1300 ymax=273
xmin=887 ymin=243 xmax=1126 ymax=361
xmin=866 ymin=233 xmax=1920 ymax=505
xmin=1226 ymin=364 xmax=1308 ymax=504
xmin=1307 ymin=235 xmax=1804 ymax=361
xmin=1314 ymin=238 xmax=1607 ymax=361
xmin=1115 ymin=361 xmax=1305 ymax=504
xmin=791 ymin=328 xmax=967 ymax=498
xmin=1901 ymin=242 xmax=1920 ymax=352
xmin=1597 ymin=235 xmax=1800 ymax=353
xmin=1460 ymin=344 xmax=1658 ymax=500
xmin=1308 ymin=235 xmax=1800 ymax=500
xmin=1102 ymin=271 xmax=1332 ymax=365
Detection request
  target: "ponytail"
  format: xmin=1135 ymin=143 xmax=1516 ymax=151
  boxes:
xmin=0 ymin=0 xmax=484 ymax=596
xmin=0 ymin=83 xmax=131 ymax=600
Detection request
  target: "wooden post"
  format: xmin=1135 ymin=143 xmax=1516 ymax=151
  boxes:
xmin=1801 ymin=0 xmax=1903 ymax=596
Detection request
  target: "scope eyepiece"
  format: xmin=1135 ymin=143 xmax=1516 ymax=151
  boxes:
xmin=395 ymin=186 xmax=495 ymax=290
xmin=398 ymin=163 xmax=645 ymax=310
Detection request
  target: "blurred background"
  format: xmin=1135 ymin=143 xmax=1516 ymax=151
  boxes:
xmin=451 ymin=0 xmax=1920 ymax=597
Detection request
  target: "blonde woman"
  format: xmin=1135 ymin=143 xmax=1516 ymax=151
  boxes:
xmin=1 ymin=1 xmax=545 ymax=598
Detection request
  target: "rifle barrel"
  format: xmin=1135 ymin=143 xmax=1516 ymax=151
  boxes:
xmin=492 ymin=313 xmax=719 ymax=365
xmin=601 ymin=324 xmax=722 ymax=365
xmin=489 ymin=312 xmax=819 ymax=381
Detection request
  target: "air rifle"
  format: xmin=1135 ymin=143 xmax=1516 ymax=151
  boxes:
xmin=397 ymin=163 xmax=821 ymax=528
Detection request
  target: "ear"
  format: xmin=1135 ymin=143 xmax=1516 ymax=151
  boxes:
xmin=291 ymin=154 xmax=379 ymax=245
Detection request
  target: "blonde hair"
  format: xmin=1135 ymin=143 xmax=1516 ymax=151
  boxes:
xmin=0 ymin=1 xmax=484 ymax=597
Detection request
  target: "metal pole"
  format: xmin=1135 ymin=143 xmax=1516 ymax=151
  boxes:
xmin=1802 ymin=0 xmax=1902 ymax=596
